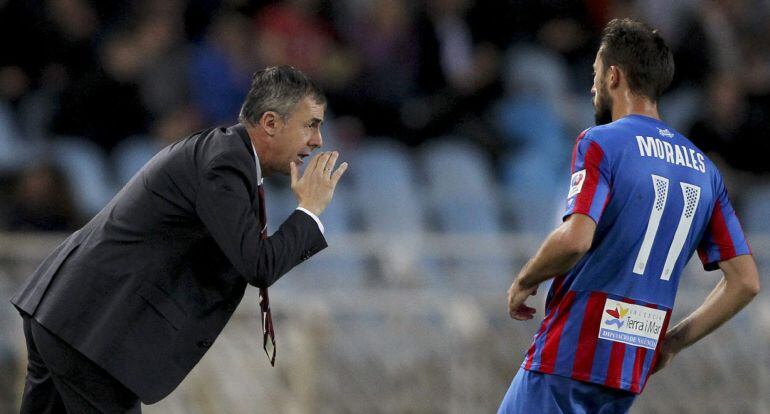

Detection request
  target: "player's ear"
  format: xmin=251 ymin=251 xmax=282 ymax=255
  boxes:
xmin=608 ymin=65 xmax=621 ymax=89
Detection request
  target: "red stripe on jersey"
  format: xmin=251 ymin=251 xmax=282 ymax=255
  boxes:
xmin=570 ymin=129 xmax=589 ymax=171
xmin=710 ymin=200 xmax=736 ymax=259
xmin=524 ymin=311 xmax=553 ymax=370
xmin=539 ymin=291 xmax=577 ymax=373
xmin=574 ymin=142 xmax=605 ymax=215
xmin=571 ymin=292 xmax=607 ymax=380
xmin=630 ymin=347 xmax=647 ymax=393
xmin=604 ymin=342 xmax=626 ymax=388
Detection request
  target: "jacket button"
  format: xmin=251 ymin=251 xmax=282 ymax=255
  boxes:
xmin=198 ymin=339 xmax=213 ymax=348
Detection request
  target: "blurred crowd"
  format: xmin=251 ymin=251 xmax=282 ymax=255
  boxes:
xmin=1 ymin=0 xmax=769 ymax=232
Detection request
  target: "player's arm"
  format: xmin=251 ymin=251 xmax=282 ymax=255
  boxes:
xmin=507 ymin=213 xmax=596 ymax=320
xmin=652 ymin=254 xmax=760 ymax=374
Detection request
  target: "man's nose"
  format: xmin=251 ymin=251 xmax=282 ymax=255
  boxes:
xmin=310 ymin=130 xmax=323 ymax=149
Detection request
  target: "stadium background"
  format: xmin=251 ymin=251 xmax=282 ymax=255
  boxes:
xmin=0 ymin=0 xmax=768 ymax=412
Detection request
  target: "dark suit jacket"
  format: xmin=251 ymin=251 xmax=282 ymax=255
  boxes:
xmin=11 ymin=124 xmax=327 ymax=403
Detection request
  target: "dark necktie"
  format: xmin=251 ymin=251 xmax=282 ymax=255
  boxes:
xmin=257 ymin=184 xmax=276 ymax=366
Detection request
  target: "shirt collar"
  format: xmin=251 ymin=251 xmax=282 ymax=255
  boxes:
xmin=251 ymin=142 xmax=263 ymax=186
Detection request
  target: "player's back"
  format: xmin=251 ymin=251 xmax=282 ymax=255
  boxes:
xmin=572 ymin=114 xmax=718 ymax=307
xmin=522 ymin=114 xmax=749 ymax=393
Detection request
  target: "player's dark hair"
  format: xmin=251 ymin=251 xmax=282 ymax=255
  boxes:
xmin=599 ymin=18 xmax=675 ymax=102
xmin=239 ymin=65 xmax=326 ymax=125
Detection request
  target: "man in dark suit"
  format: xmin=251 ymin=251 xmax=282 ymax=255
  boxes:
xmin=11 ymin=65 xmax=348 ymax=412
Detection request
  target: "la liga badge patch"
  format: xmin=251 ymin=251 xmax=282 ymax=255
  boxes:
xmin=568 ymin=169 xmax=586 ymax=198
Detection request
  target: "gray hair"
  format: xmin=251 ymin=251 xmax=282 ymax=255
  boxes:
xmin=238 ymin=65 xmax=326 ymax=125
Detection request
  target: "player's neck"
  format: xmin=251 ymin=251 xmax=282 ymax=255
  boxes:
xmin=611 ymin=91 xmax=661 ymax=122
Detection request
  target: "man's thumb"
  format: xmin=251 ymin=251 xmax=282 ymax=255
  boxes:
xmin=290 ymin=161 xmax=298 ymax=186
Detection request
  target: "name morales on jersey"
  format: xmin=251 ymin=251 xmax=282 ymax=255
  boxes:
xmin=636 ymin=136 xmax=706 ymax=173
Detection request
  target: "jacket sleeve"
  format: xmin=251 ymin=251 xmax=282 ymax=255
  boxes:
xmin=194 ymin=151 xmax=327 ymax=287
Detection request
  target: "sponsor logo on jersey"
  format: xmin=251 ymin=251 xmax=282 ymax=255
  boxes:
xmin=598 ymin=298 xmax=666 ymax=349
xmin=604 ymin=304 xmax=629 ymax=328
xmin=568 ymin=170 xmax=586 ymax=198
xmin=657 ymin=127 xmax=675 ymax=138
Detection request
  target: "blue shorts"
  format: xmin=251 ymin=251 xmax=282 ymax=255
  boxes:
xmin=498 ymin=368 xmax=636 ymax=414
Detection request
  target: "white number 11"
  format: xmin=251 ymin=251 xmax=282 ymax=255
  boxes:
xmin=633 ymin=174 xmax=701 ymax=280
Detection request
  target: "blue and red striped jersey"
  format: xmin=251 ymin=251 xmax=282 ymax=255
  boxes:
xmin=523 ymin=114 xmax=751 ymax=393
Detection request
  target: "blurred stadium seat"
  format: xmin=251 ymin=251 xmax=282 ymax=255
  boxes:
xmin=352 ymin=140 xmax=441 ymax=286
xmin=742 ymin=184 xmax=770 ymax=235
xmin=420 ymin=139 xmax=512 ymax=290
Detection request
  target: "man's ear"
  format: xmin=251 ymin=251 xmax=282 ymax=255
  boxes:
xmin=259 ymin=111 xmax=282 ymax=137
xmin=608 ymin=65 xmax=622 ymax=89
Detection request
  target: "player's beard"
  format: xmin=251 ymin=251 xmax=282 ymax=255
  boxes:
xmin=594 ymin=82 xmax=613 ymax=125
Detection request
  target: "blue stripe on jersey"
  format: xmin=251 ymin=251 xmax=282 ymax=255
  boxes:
xmin=590 ymin=333 xmax=613 ymax=384
xmin=553 ymin=293 xmax=588 ymax=372
xmin=638 ymin=342 xmax=656 ymax=390
xmin=619 ymin=341 xmax=637 ymax=391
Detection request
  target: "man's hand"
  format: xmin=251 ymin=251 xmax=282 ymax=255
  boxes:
xmin=651 ymin=334 xmax=682 ymax=375
xmin=507 ymin=278 xmax=538 ymax=320
xmin=290 ymin=151 xmax=348 ymax=216
xmin=651 ymin=255 xmax=760 ymax=375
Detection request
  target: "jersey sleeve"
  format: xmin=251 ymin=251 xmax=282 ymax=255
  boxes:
xmin=696 ymin=175 xmax=751 ymax=271
xmin=563 ymin=131 xmax=612 ymax=223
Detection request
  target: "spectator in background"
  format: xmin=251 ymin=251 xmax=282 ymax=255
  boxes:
xmin=687 ymin=73 xmax=746 ymax=170
xmin=670 ymin=0 xmax=742 ymax=90
xmin=0 ymin=0 xmax=101 ymax=167
xmin=51 ymin=30 xmax=151 ymax=153
xmin=336 ymin=0 xmax=418 ymax=136
xmin=134 ymin=0 xmax=192 ymax=122
xmin=189 ymin=10 xmax=254 ymax=125
xmin=40 ymin=0 xmax=101 ymax=92
xmin=5 ymin=163 xmax=76 ymax=231
xmin=253 ymin=0 xmax=358 ymax=113
xmin=0 ymin=0 xmax=767 ymax=236
xmin=0 ymin=0 xmax=99 ymax=105
xmin=688 ymin=65 xmax=770 ymax=185
xmin=737 ymin=22 xmax=770 ymax=177
xmin=255 ymin=0 xmax=334 ymax=79
xmin=401 ymin=0 xmax=503 ymax=147
xmin=114 ymin=0 xmax=204 ymax=183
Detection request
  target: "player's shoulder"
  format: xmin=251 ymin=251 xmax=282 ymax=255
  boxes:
xmin=575 ymin=124 xmax=617 ymax=153
xmin=582 ymin=119 xmax=629 ymax=141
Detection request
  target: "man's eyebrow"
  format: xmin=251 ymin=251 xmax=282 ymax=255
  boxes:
xmin=310 ymin=117 xmax=323 ymax=125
